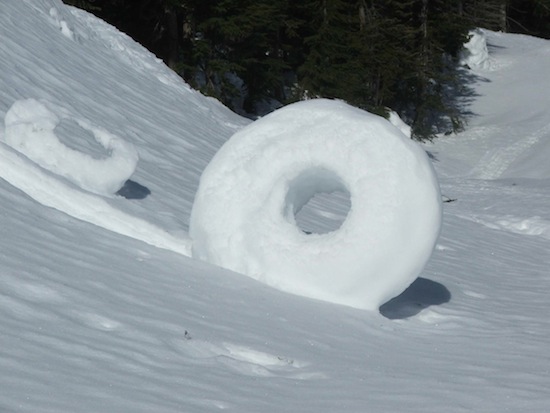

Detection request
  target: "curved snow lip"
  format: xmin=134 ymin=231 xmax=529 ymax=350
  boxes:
xmin=3 ymin=98 xmax=138 ymax=196
xmin=1 ymin=98 xmax=190 ymax=254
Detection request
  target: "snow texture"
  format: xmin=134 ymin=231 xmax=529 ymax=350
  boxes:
xmin=0 ymin=140 xmax=192 ymax=256
xmin=3 ymin=98 xmax=138 ymax=195
xmin=389 ymin=110 xmax=412 ymax=137
xmin=191 ymin=99 xmax=442 ymax=310
xmin=1 ymin=0 xmax=550 ymax=411
xmin=460 ymin=29 xmax=495 ymax=70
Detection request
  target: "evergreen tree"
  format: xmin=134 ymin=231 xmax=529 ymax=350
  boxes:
xmin=296 ymin=0 xmax=356 ymax=101
xmin=179 ymin=0 xmax=302 ymax=113
xmin=406 ymin=0 xmax=470 ymax=139
xmin=508 ymin=0 xmax=550 ymax=38
xmin=66 ymin=0 xmax=477 ymax=139
xmin=462 ymin=0 xmax=508 ymax=31
xmin=298 ymin=0 xmax=471 ymax=139
xmin=65 ymin=0 xmax=548 ymax=138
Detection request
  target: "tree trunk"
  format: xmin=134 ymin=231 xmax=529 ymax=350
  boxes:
xmin=499 ymin=1 xmax=507 ymax=32
xmin=165 ymin=7 xmax=179 ymax=70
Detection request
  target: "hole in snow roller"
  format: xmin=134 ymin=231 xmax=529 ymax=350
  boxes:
xmin=190 ymin=99 xmax=442 ymax=311
xmin=284 ymin=167 xmax=351 ymax=235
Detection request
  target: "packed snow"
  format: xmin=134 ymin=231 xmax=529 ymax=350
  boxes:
xmin=0 ymin=139 xmax=192 ymax=256
xmin=1 ymin=1 xmax=550 ymax=412
xmin=460 ymin=29 xmax=496 ymax=70
xmin=388 ymin=110 xmax=413 ymax=137
xmin=4 ymin=98 xmax=138 ymax=195
xmin=191 ymin=99 xmax=441 ymax=310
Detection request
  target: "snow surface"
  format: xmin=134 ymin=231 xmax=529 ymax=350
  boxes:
xmin=1 ymin=1 xmax=550 ymax=412
xmin=388 ymin=110 xmax=412 ymax=137
xmin=191 ymin=99 xmax=441 ymax=310
xmin=460 ymin=29 xmax=496 ymax=70
xmin=4 ymin=98 xmax=138 ymax=195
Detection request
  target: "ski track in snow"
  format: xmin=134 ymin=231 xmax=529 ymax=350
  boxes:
xmin=470 ymin=123 xmax=550 ymax=179
xmin=458 ymin=214 xmax=550 ymax=240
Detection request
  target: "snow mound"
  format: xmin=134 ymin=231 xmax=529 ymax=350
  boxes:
xmin=388 ymin=110 xmax=412 ymax=137
xmin=190 ymin=99 xmax=442 ymax=310
xmin=48 ymin=6 xmax=76 ymax=40
xmin=3 ymin=98 xmax=138 ymax=195
xmin=461 ymin=29 xmax=496 ymax=70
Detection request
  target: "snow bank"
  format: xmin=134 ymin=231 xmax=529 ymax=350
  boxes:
xmin=388 ymin=110 xmax=412 ymax=137
xmin=3 ymin=99 xmax=138 ymax=195
xmin=461 ymin=29 xmax=495 ymax=70
xmin=190 ymin=99 xmax=442 ymax=310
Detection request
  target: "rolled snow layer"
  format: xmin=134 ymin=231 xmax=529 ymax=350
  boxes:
xmin=190 ymin=99 xmax=442 ymax=310
xmin=4 ymin=99 xmax=138 ymax=195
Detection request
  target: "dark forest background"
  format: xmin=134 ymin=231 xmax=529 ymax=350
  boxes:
xmin=63 ymin=0 xmax=549 ymax=140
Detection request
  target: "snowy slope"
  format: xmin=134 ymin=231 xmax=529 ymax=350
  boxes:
xmin=1 ymin=1 xmax=549 ymax=412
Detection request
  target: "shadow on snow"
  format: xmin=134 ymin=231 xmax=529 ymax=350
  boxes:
xmin=379 ymin=277 xmax=451 ymax=320
xmin=116 ymin=179 xmax=151 ymax=200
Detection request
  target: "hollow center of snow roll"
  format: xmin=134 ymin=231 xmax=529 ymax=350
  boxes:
xmin=284 ymin=167 xmax=351 ymax=235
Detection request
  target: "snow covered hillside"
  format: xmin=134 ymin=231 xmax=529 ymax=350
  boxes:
xmin=1 ymin=0 xmax=549 ymax=411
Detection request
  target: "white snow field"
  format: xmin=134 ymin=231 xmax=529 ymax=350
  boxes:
xmin=1 ymin=0 xmax=549 ymax=411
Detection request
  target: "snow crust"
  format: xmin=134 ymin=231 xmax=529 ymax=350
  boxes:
xmin=3 ymin=98 xmax=138 ymax=195
xmin=1 ymin=1 xmax=550 ymax=411
xmin=191 ymin=99 xmax=442 ymax=310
